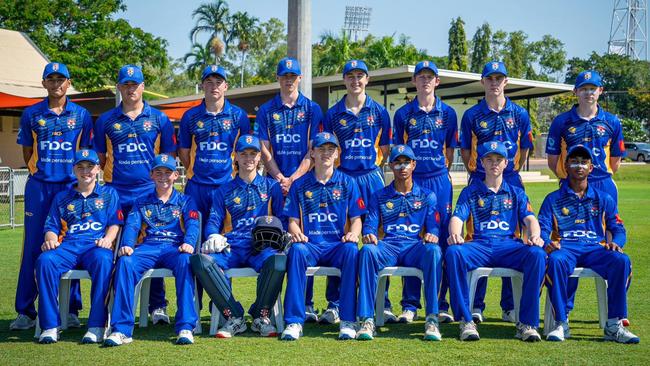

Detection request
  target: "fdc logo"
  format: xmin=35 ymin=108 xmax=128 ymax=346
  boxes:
xmin=411 ymin=139 xmax=439 ymax=149
xmin=344 ymin=138 xmax=372 ymax=148
xmin=236 ymin=217 xmax=255 ymax=227
xmin=308 ymin=212 xmax=338 ymax=223
xmin=117 ymin=142 xmax=147 ymax=153
xmin=275 ymin=134 xmax=301 ymax=143
xmin=479 ymin=221 xmax=510 ymax=231
xmin=40 ymin=141 xmax=73 ymax=151
xmin=563 ymin=230 xmax=597 ymax=239
xmin=386 ymin=223 xmax=421 ymax=233
xmin=69 ymin=222 xmax=103 ymax=233
xmin=199 ymin=141 xmax=228 ymax=151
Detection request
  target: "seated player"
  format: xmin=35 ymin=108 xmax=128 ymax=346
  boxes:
xmin=105 ymin=154 xmax=200 ymax=346
xmin=539 ymin=145 xmax=639 ymax=344
xmin=281 ymin=132 xmax=365 ymax=341
xmin=191 ymin=135 xmax=286 ymax=338
xmin=356 ymin=145 xmax=443 ymax=341
xmin=446 ymin=141 xmax=546 ymax=342
xmin=36 ymin=149 xmax=122 ymax=344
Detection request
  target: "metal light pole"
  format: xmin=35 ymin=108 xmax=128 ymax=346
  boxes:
xmin=288 ymin=0 xmax=312 ymax=98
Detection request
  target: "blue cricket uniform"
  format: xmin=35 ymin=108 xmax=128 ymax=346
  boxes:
xmin=109 ymin=189 xmax=200 ymax=337
xmin=16 ymin=97 xmax=92 ymax=319
xmin=445 ymin=180 xmax=546 ymax=327
xmin=546 ymin=105 xmax=625 ymax=203
xmin=394 ymin=96 xmax=458 ymax=312
xmin=283 ymin=169 xmax=366 ymax=324
xmin=357 ymin=183 xmax=442 ymax=319
xmin=179 ymin=99 xmax=251 ymax=228
xmin=256 ymin=93 xmax=322 ymax=178
xmin=36 ymin=184 xmax=123 ymax=330
xmin=539 ymin=183 xmax=630 ymax=322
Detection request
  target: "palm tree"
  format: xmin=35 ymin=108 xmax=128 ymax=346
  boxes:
xmin=313 ymin=32 xmax=362 ymax=77
xmin=189 ymin=0 xmax=231 ymax=59
xmin=229 ymin=11 xmax=260 ymax=87
xmin=183 ymin=42 xmax=213 ymax=79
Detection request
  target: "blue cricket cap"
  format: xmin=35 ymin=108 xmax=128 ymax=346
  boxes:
xmin=236 ymin=134 xmax=261 ymax=152
xmin=414 ymin=60 xmax=439 ymax=76
xmin=201 ymin=65 xmax=227 ymax=81
xmin=73 ymin=149 xmax=99 ymax=165
xmin=574 ymin=70 xmax=603 ymax=89
xmin=277 ymin=57 xmax=301 ymax=76
xmin=312 ymin=132 xmax=339 ymax=147
xmin=481 ymin=61 xmax=508 ymax=78
xmin=117 ymin=64 xmax=144 ymax=84
xmin=151 ymin=154 xmax=176 ymax=171
xmin=566 ymin=144 xmax=594 ymax=161
xmin=342 ymin=60 xmax=369 ymax=76
xmin=478 ymin=141 xmax=508 ymax=159
xmin=389 ymin=145 xmax=416 ymax=163
xmin=43 ymin=62 xmax=70 ymax=79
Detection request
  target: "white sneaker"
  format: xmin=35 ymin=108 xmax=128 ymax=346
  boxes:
xmin=546 ymin=321 xmax=568 ymax=342
xmin=151 ymin=307 xmax=170 ymax=325
xmin=176 ymin=329 xmax=194 ymax=345
xmin=397 ymin=309 xmax=418 ymax=323
xmin=356 ymin=318 xmax=375 ymax=340
xmin=515 ymin=322 xmax=541 ymax=342
xmin=281 ymin=323 xmax=303 ymax=341
xmin=319 ymin=308 xmax=340 ymax=324
xmin=67 ymin=313 xmax=81 ymax=328
xmin=338 ymin=320 xmax=357 ymax=340
xmin=305 ymin=305 xmax=319 ymax=323
xmin=216 ymin=317 xmax=247 ymax=338
xmin=81 ymin=327 xmax=105 ymax=344
xmin=502 ymin=309 xmax=517 ymax=323
xmin=459 ymin=321 xmax=480 ymax=341
xmin=383 ymin=308 xmax=398 ymax=323
xmin=251 ymin=317 xmax=278 ymax=337
xmin=439 ymin=311 xmax=454 ymax=323
xmin=471 ymin=308 xmax=484 ymax=324
xmin=424 ymin=316 xmax=442 ymax=341
xmin=10 ymin=314 xmax=35 ymax=330
xmin=104 ymin=332 xmax=133 ymax=347
xmin=39 ymin=328 xmax=58 ymax=344
xmin=604 ymin=320 xmax=640 ymax=344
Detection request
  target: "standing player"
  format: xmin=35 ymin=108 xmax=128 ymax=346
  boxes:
xmin=459 ymin=61 xmax=534 ymax=323
xmin=12 ymin=62 xmax=93 ymax=330
xmin=194 ymin=135 xmax=285 ymax=338
xmin=446 ymin=141 xmax=546 ymax=342
xmin=94 ymin=64 xmax=177 ymax=324
xmin=393 ymin=60 xmax=458 ymax=323
xmin=356 ymin=145 xmax=443 ymax=341
xmin=255 ymin=57 xmax=328 ymax=323
xmin=280 ymin=132 xmax=365 ymax=341
xmin=105 ymin=154 xmax=200 ymax=346
xmin=36 ymin=149 xmax=122 ymax=344
xmin=179 ymin=65 xmax=251 ymax=234
xmin=539 ymin=145 xmax=639 ymax=344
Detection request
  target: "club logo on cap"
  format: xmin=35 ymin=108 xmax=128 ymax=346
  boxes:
xmin=323 ymin=133 xmax=330 ymax=139
xmin=53 ymin=63 xmax=59 ymax=71
xmin=351 ymin=60 xmax=357 ymax=67
xmin=161 ymin=154 xmax=168 ymax=162
xmin=398 ymin=146 xmax=405 ymax=153
xmin=584 ymin=72 xmax=591 ymax=80
xmin=286 ymin=60 xmax=292 ymax=68
xmin=490 ymin=142 xmax=498 ymax=150
xmin=265 ymin=216 xmax=273 ymax=224
xmin=82 ymin=150 xmax=89 ymax=157
xmin=127 ymin=67 xmax=134 ymax=76
xmin=423 ymin=61 xmax=429 ymax=67
xmin=211 ymin=65 xmax=218 ymax=72
xmin=246 ymin=135 xmax=253 ymax=144
xmin=492 ymin=62 xmax=499 ymax=70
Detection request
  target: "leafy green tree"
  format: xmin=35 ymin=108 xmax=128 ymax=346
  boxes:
xmin=503 ymin=31 xmax=529 ymax=78
xmin=470 ymin=23 xmax=492 ymax=73
xmin=621 ymin=118 xmax=649 ymax=142
xmin=528 ymin=35 xmax=566 ymax=81
xmin=490 ymin=30 xmax=508 ymax=61
xmin=447 ymin=17 xmax=468 ymax=71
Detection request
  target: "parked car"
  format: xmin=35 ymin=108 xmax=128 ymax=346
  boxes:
xmin=625 ymin=142 xmax=650 ymax=162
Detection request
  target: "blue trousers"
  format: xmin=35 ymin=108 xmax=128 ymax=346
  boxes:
xmin=546 ymin=242 xmax=631 ymax=322
xmin=184 ymin=179 xmax=219 ymax=241
xmin=445 ymin=237 xmax=546 ymax=327
xmin=109 ymin=182 xmax=166 ymax=311
xmin=284 ymin=241 xmax=358 ymax=324
xmin=36 ymin=242 xmax=113 ymax=330
xmin=110 ymin=243 xmax=197 ymax=337
xmin=357 ymin=240 xmax=442 ymax=319
xmin=16 ymin=176 xmax=81 ymax=319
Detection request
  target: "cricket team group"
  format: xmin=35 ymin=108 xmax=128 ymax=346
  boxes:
xmin=10 ymin=55 xmax=639 ymax=346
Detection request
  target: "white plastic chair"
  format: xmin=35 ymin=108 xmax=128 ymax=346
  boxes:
xmin=543 ymin=267 xmax=608 ymax=335
xmin=467 ymin=267 xmax=523 ymax=323
xmin=374 ymin=267 xmax=424 ymax=326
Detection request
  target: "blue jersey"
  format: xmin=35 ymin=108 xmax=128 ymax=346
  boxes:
xmin=322 ymin=95 xmax=391 ymax=174
xmin=362 ymin=182 xmax=439 ymax=242
xmin=43 ymin=183 xmax=123 ymax=242
xmin=17 ymin=98 xmax=93 ymax=183
xmin=546 ymin=105 xmax=625 ymax=181
xmin=179 ymin=100 xmax=251 ymax=185
xmin=255 ymin=93 xmax=322 ymax=177
xmin=121 ymin=189 xmax=200 ymax=248
xmin=394 ymin=97 xmax=459 ymax=178
xmin=460 ymin=98 xmax=533 ymax=176
xmin=538 ymin=182 xmax=626 ymax=247
xmin=453 ymin=180 xmax=535 ymax=241
xmin=284 ymin=169 xmax=366 ymax=243
xmin=93 ymin=102 xmax=177 ymax=186
xmin=205 ymin=174 xmax=284 ymax=245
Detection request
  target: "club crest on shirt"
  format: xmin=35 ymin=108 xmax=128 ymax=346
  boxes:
xmin=332 ymin=189 xmax=341 ymax=200
xmin=568 ymin=127 xmax=577 ymax=134
xmin=414 ymin=201 xmax=422 ymax=209
xmin=172 ymin=209 xmax=180 ymax=218
xmin=480 ymin=121 xmax=488 ymax=129
xmin=297 ymin=111 xmax=305 ymax=120
xmin=197 ymin=121 xmax=204 ymax=129
xmin=143 ymin=121 xmax=152 ymax=132
xmin=596 ymin=125 xmax=606 ymax=137
xmin=67 ymin=204 xmax=75 ymax=211
xmin=506 ymin=118 xmax=515 ymax=129
xmin=95 ymin=199 xmax=104 ymax=209
xmin=478 ymin=198 xmax=485 ymax=208
xmin=561 ymin=207 xmax=570 ymax=216
xmin=386 ymin=201 xmax=394 ymax=210
xmin=435 ymin=118 xmax=443 ymax=128
xmin=113 ymin=123 xmax=122 ymax=131
xmin=367 ymin=115 xmax=375 ymax=125
xmin=446 ymin=203 xmax=452 ymax=214
xmin=590 ymin=205 xmax=599 ymax=216
xmin=272 ymin=113 xmax=281 ymax=121
xmin=233 ymin=196 xmax=241 ymax=205
xmin=260 ymin=192 xmax=268 ymax=201
xmin=67 ymin=119 xmax=76 ymax=129
xmin=339 ymin=119 xmax=347 ymax=126
xmin=38 ymin=119 xmax=47 ymax=127
xmin=502 ymin=198 xmax=513 ymax=210
xmin=222 ymin=119 xmax=232 ymax=130
xmin=305 ymin=191 xmax=313 ymax=199
xmin=409 ymin=118 xmax=417 ymax=126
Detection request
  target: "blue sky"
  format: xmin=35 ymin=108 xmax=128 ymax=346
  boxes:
xmin=119 ymin=0 xmax=624 ymax=62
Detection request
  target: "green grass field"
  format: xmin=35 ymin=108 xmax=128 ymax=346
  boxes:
xmin=1 ymin=166 xmax=649 ymax=365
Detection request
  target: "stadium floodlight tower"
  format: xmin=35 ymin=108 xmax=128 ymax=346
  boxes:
xmin=608 ymin=0 xmax=648 ymax=60
xmin=343 ymin=5 xmax=372 ymax=42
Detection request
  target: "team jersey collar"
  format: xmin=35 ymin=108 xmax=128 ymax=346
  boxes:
xmin=117 ymin=101 xmax=152 ymax=119
xmin=387 ymin=181 xmax=423 ymax=197
xmin=272 ymin=92 xmax=307 ymax=109
xmin=147 ymin=188 xmax=181 ymax=205
xmin=40 ymin=96 xmax=74 ymax=116
xmin=200 ymin=98 xmax=233 ymax=116
xmin=560 ymin=180 xmax=596 ymax=200
xmin=475 ymin=178 xmax=512 ymax=196
xmin=309 ymin=168 xmax=343 ymax=186
xmin=478 ymin=97 xmax=513 ymax=115
xmin=71 ymin=182 xmax=102 ymax=199
xmin=334 ymin=93 xmax=373 ymax=114
xmin=569 ymin=104 xmax=606 ymax=122
xmin=410 ymin=95 xmax=442 ymax=114
xmin=233 ymin=174 xmax=265 ymax=188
